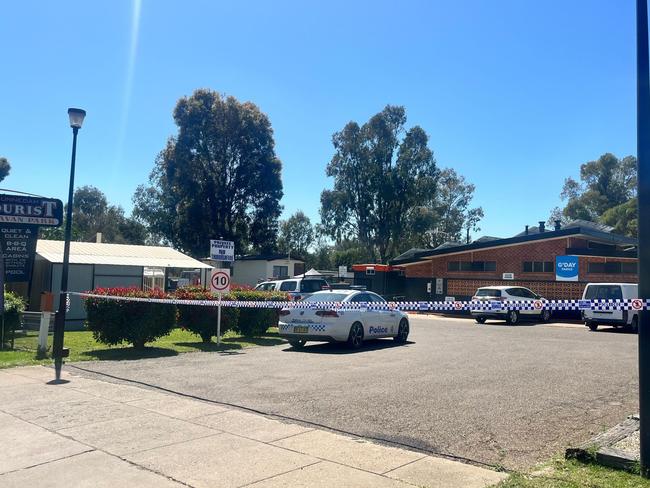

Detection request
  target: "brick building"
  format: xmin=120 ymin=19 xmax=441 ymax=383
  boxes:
xmin=356 ymin=220 xmax=637 ymax=301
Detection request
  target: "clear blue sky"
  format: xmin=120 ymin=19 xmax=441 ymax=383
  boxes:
xmin=0 ymin=0 xmax=636 ymax=240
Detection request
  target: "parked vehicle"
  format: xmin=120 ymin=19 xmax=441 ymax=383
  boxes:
xmin=278 ymin=289 xmax=410 ymax=349
xmin=470 ymin=286 xmax=551 ymax=325
xmin=253 ymin=280 xmax=281 ymax=291
xmin=275 ymin=277 xmax=330 ymax=300
xmin=582 ymin=283 xmax=639 ymax=332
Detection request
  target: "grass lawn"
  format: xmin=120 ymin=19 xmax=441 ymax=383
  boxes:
xmin=0 ymin=327 xmax=284 ymax=369
xmin=495 ymin=458 xmax=647 ymax=488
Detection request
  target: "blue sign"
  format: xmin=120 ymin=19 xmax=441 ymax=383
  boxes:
xmin=556 ymin=255 xmax=579 ymax=281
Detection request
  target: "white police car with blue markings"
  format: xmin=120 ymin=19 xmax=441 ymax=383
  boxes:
xmin=278 ymin=289 xmax=410 ymax=349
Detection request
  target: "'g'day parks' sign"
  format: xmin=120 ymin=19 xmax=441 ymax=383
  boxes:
xmin=0 ymin=194 xmax=63 ymax=282
xmin=0 ymin=194 xmax=63 ymax=227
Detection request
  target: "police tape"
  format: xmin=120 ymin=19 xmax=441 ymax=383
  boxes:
xmin=68 ymin=292 xmax=650 ymax=312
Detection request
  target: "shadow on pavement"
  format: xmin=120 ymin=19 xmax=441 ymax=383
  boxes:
xmin=283 ymin=339 xmax=414 ymax=355
xmin=80 ymin=347 xmax=179 ymax=361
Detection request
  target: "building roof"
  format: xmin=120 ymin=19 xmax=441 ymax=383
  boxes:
xmin=236 ymin=253 xmax=305 ymax=262
xmin=36 ymin=240 xmax=212 ymax=269
xmin=390 ymin=223 xmax=638 ymax=265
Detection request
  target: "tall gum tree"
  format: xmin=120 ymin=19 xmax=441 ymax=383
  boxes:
xmin=133 ymin=89 xmax=283 ymax=256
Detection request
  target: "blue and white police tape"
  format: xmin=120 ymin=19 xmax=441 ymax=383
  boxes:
xmin=67 ymin=292 xmax=650 ymax=312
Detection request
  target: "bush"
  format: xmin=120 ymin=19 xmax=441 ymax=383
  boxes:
xmin=230 ymin=290 xmax=288 ymax=337
xmin=174 ymin=286 xmax=239 ymax=342
xmin=3 ymin=291 xmax=25 ymax=343
xmin=84 ymin=287 xmax=176 ymax=349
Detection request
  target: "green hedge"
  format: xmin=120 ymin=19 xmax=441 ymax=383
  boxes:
xmin=174 ymin=286 xmax=239 ymax=342
xmin=3 ymin=291 xmax=25 ymax=344
xmin=230 ymin=289 xmax=287 ymax=337
xmin=84 ymin=287 xmax=176 ymax=349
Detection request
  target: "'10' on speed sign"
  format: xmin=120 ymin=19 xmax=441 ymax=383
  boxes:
xmin=210 ymin=269 xmax=231 ymax=293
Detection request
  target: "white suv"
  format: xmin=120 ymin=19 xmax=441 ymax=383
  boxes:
xmin=471 ymin=286 xmax=551 ymax=325
xmin=582 ymin=283 xmax=639 ymax=332
xmin=276 ymin=277 xmax=330 ymax=300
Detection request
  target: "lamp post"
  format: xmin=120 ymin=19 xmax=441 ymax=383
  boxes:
xmin=52 ymin=108 xmax=86 ymax=382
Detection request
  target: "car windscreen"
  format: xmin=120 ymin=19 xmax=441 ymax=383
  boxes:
xmin=476 ymin=289 xmax=501 ymax=297
xmin=279 ymin=281 xmax=297 ymax=291
xmin=584 ymin=285 xmax=623 ymax=300
xmin=303 ymin=293 xmax=349 ymax=302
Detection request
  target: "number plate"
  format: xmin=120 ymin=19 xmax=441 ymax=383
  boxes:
xmin=293 ymin=326 xmax=309 ymax=334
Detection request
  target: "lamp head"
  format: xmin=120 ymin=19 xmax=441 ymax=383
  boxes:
xmin=67 ymin=108 xmax=86 ymax=129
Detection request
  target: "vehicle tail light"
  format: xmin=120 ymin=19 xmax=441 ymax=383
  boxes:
xmin=279 ymin=310 xmax=290 ymax=316
xmin=293 ymin=294 xmax=302 ymax=300
xmin=316 ymin=310 xmax=339 ymax=318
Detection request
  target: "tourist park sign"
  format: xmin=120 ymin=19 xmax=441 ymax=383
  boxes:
xmin=0 ymin=194 xmax=63 ymax=227
xmin=0 ymin=193 xmax=63 ymax=283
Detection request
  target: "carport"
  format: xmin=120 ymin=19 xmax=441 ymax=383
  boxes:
xmin=28 ymin=240 xmax=212 ymax=328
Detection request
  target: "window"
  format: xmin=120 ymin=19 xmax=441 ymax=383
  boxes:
xmin=523 ymin=261 xmax=553 ymax=273
xmin=448 ymin=261 xmax=496 ymax=272
xmin=584 ymin=285 xmax=623 ymax=300
xmin=300 ymin=280 xmax=326 ymax=293
xmin=272 ymin=266 xmax=288 ymax=278
xmin=475 ymin=288 xmax=502 ymax=297
xmin=349 ymin=293 xmax=370 ymax=302
xmin=279 ymin=280 xmax=297 ymax=291
xmin=367 ymin=292 xmax=386 ymax=303
xmin=588 ymin=261 xmax=638 ymax=274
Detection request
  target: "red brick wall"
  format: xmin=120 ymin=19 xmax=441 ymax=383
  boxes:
xmin=446 ymin=279 xmax=585 ymax=300
xmin=403 ymin=236 xmax=638 ymax=299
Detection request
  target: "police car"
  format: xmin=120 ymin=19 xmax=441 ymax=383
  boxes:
xmin=278 ymin=289 xmax=410 ymax=349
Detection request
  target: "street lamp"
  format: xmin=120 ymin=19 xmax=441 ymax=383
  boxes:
xmin=51 ymin=108 xmax=86 ymax=382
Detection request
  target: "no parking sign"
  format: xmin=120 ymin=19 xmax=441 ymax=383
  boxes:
xmin=210 ymin=269 xmax=231 ymax=293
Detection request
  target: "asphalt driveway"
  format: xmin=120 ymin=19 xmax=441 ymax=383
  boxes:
xmin=70 ymin=316 xmax=639 ymax=470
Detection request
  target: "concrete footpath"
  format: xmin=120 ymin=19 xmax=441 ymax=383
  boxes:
xmin=0 ymin=366 xmax=507 ymax=488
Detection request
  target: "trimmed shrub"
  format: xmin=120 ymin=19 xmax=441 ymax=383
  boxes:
xmin=174 ymin=286 xmax=239 ymax=342
xmin=230 ymin=290 xmax=288 ymax=337
xmin=84 ymin=287 xmax=176 ymax=349
xmin=3 ymin=291 xmax=25 ymax=343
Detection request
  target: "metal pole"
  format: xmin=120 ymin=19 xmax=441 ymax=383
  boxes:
xmin=637 ymin=0 xmax=650 ymax=477
xmin=216 ymin=291 xmax=222 ymax=346
xmin=52 ymin=126 xmax=78 ymax=381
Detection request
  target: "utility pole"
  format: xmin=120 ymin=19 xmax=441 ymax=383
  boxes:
xmin=637 ymin=0 xmax=650 ymax=477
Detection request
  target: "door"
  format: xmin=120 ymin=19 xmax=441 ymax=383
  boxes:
xmin=517 ymin=288 xmax=539 ymax=316
xmin=367 ymin=292 xmax=396 ymax=335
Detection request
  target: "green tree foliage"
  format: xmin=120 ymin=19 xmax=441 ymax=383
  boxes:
xmin=0 ymin=157 xmax=10 ymax=182
xmin=407 ymin=168 xmax=483 ymax=248
xmin=320 ymin=105 xmax=438 ymax=263
xmin=133 ymin=89 xmax=283 ymax=257
xmin=277 ymin=211 xmax=314 ymax=257
xmin=554 ymin=153 xmax=637 ymax=236
xmin=39 ymin=186 xmax=146 ymax=244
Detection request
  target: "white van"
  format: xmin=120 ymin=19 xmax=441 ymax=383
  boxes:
xmin=581 ymin=283 xmax=639 ymax=332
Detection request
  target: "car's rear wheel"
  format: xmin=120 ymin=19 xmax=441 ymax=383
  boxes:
xmin=347 ymin=322 xmax=364 ymax=349
xmin=475 ymin=317 xmax=486 ymax=324
xmin=288 ymin=339 xmax=306 ymax=349
xmin=394 ymin=319 xmax=409 ymax=343
xmin=541 ymin=309 xmax=551 ymax=323
xmin=506 ymin=310 xmax=519 ymax=325
xmin=587 ymin=322 xmax=599 ymax=331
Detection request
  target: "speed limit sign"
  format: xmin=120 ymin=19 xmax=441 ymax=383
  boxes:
xmin=210 ymin=269 xmax=231 ymax=293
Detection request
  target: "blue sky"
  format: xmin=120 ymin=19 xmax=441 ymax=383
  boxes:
xmin=0 ymin=0 xmax=636 ymax=240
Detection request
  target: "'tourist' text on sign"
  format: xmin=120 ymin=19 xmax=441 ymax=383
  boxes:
xmin=0 ymin=194 xmax=64 ymax=227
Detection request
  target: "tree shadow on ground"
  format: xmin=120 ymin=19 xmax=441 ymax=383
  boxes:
xmin=80 ymin=347 xmax=179 ymax=361
xmin=222 ymin=336 xmax=285 ymax=346
xmin=283 ymin=339 xmax=414 ymax=355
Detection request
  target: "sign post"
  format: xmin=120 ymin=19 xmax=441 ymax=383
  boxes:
xmin=210 ymin=269 xmax=231 ymax=345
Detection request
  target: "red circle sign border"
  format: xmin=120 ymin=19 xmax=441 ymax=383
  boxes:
xmin=211 ymin=271 xmax=230 ymax=291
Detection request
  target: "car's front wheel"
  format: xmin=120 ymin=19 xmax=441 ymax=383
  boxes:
xmin=506 ymin=310 xmax=520 ymax=325
xmin=288 ymin=339 xmax=306 ymax=349
xmin=587 ymin=322 xmax=598 ymax=331
xmin=541 ymin=309 xmax=551 ymax=323
xmin=475 ymin=317 xmax=486 ymax=324
xmin=394 ymin=319 xmax=409 ymax=343
xmin=347 ymin=322 xmax=364 ymax=349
